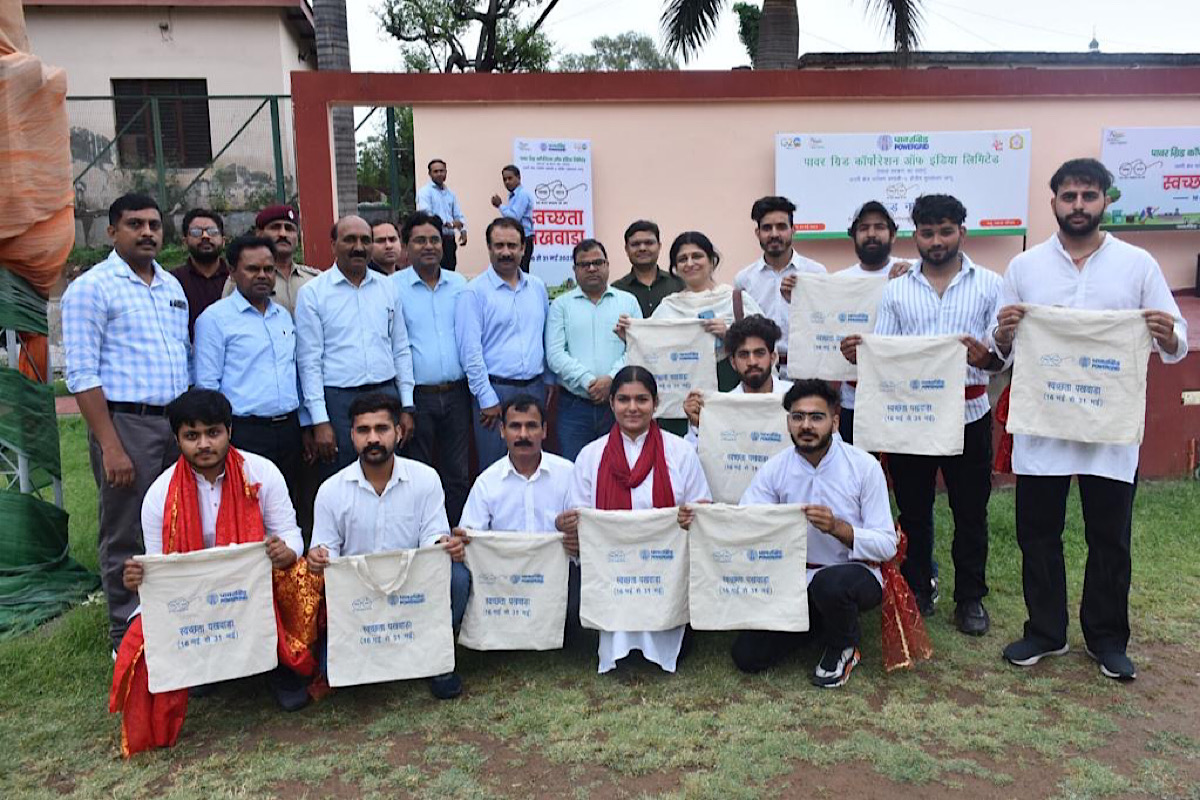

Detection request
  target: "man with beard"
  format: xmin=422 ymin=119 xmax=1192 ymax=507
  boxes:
xmin=223 ymin=205 xmax=319 ymax=315
xmin=611 ymin=220 xmax=684 ymax=319
xmin=307 ymin=393 xmax=468 ymax=699
xmin=173 ymin=209 xmax=229 ymax=339
xmin=731 ymin=380 xmax=897 ymax=687
xmin=295 ymin=215 xmax=416 ymax=480
xmin=546 ymin=238 xmax=642 ymax=460
xmin=369 ymin=219 xmax=403 ymax=275
xmin=416 ymin=159 xmax=467 ymax=271
xmin=682 ymin=314 xmax=792 ymax=445
xmin=734 ymin=196 xmax=826 ymax=372
xmin=994 ymin=159 xmax=1187 ymax=681
xmin=393 ymin=211 xmax=470 ymax=525
xmin=840 ymin=194 xmax=1003 ymax=636
xmin=195 ymin=236 xmax=306 ymax=500
xmin=455 ymin=217 xmax=551 ymax=470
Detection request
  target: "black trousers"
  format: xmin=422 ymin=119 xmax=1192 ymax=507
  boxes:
xmin=731 ymin=564 xmax=883 ymax=673
xmin=838 ymin=407 xmax=855 ymax=445
xmin=520 ymin=239 xmax=534 ymax=273
xmin=231 ymin=412 xmax=302 ymax=506
xmin=1016 ymin=473 xmax=1137 ymax=654
xmin=401 ymin=383 xmax=472 ymax=526
xmin=440 ymin=233 xmax=457 ymax=271
xmin=889 ymin=412 xmax=992 ymax=604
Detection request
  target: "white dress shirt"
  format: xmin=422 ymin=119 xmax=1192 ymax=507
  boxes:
xmin=141 ymin=449 xmax=303 ymax=559
xmin=740 ymin=437 xmax=897 ymax=585
xmin=311 ymin=456 xmax=450 ymax=556
xmin=1001 ymin=233 xmax=1188 ymax=483
xmin=685 ymin=376 xmax=794 ymax=445
xmin=569 ymin=428 xmax=711 ymax=673
xmin=836 ymin=258 xmax=908 ymax=410
xmin=460 ymin=451 xmax=574 ymax=532
xmin=734 ymin=251 xmax=827 ymax=355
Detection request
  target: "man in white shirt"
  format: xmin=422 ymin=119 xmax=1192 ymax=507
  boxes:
xmin=307 ymin=393 xmax=468 ymax=699
xmin=994 ymin=158 xmax=1188 ymax=681
xmin=734 ymin=196 xmax=826 ymax=372
xmin=731 ymin=379 xmax=898 ymax=688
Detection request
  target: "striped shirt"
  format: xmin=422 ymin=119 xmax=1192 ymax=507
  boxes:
xmin=874 ymin=254 xmax=1002 ymax=423
xmin=61 ymin=249 xmax=190 ymax=404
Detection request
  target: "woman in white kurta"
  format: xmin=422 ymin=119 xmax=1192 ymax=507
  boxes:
xmin=558 ymin=365 xmax=711 ymax=673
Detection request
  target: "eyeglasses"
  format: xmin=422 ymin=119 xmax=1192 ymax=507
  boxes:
xmin=188 ymin=226 xmax=221 ymax=238
xmin=788 ymin=412 xmax=828 ymax=424
xmin=574 ymin=258 xmax=607 ymax=270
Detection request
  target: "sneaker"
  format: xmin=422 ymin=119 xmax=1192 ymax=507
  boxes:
xmin=1002 ymin=637 xmax=1070 ymax=667
xmin=429 ymin=671 xmax=463 ymax=700
xmin=811 ymin=646 xmax=860 ymax=689
xmin=930 ymin=575 xmax=940 ymax=605
xmin=915 ymin=593 xmax=936 ymax=618
xmin=1085 ymin=648 xmax=1137 ymax=681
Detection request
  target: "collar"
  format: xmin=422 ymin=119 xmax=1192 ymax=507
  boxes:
xmin=621 ymin=429 xmax=649 ymax=447
xmin=347 ymin=456 xmax=408 ymax=493
xmin=485 ymin=265 xmax=526 ymax=290
xmin=329 ymin=264 xmax=379 ymax=287
xmin=401 ymin=265 xmax=448 ymax=288
xmin=570 ymin=284 xmax=615 ymax=302
xmin=109 ymin=250 xmax=167 ymax=286
xmin=618 ymin=268 xmax=671 ymax=287
xmin=500 ymin=453 xmax=549 ymax=481
xmin=230 ymin=289 xmax=279 ymax=317
xmin=790 ymin=433 xmax=844 ymax=472
xmin=910 ymin=253 xmax=976 ymax=289
xmin=1049 ymin=231 xmax=1112 ymax=262
xmin=755 ymin=252 xmax=804 ymax=274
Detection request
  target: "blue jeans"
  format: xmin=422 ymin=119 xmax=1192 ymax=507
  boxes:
xmin=320 ymin=382 xmax=400 ymax=481
xmin=472 ymin=381 xmax=546 ymax=470
xmin=556 ymin=390 xmax=614 ymax=462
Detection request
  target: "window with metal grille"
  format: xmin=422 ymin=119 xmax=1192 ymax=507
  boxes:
xmin=112 ymin=79 xmax=213 ymax=169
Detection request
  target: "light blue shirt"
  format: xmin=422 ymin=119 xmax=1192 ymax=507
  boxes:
xmin=294 ymin=265 xmax=415 ymax=425
xmin=61 ymin=249 xmax=190 ymax=404
xmin=416 ymin=182 xmax=465 ymax=233
xmin=391 ymin=267 xmax=466 ymax=386
xmin=545 ymin=285 xmax=642 ymax=398
xmin=194 ymin=292 xmax=306 ymax=420
xmin=454 ymin=266 xmax=549 ymax=409
xmin=500 ymin=184 xmax=535 ymax=236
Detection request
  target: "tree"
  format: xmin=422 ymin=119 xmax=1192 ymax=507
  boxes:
xmin=732 ymin=3 xmax=760 ymax=64
xmin=357 ymin=108 xmax=416 ymax=214
xmin=558 ymin=32 xmax=679 ymax=72
xmin=378 ymin=0 xmax=560 ymax=73
xmin=313 ymin=0 xmax=359 ymax=217
xmin=661 ymin=0 xmax=924 ymax=70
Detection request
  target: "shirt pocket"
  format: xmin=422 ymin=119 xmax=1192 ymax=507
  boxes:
xmin=381 ymin=511 xmax=421 ymax=550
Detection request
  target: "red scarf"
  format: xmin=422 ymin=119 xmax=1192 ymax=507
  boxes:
xmin=993 ymin=384 xmax=1014 ymax=474
xmin=110 ymin=448 xmax=322 ymax=757
xmin=595 ymin=422 xmax=675 ymax=510
xmin=879 ymin=527 xmax=935 ymax=672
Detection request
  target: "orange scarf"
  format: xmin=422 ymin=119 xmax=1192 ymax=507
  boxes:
xmin=879 ymin=527 xmax=934 ymax=672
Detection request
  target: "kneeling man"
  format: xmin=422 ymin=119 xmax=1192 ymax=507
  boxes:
xmin=733 ymin=380 xmax=898 ymax=687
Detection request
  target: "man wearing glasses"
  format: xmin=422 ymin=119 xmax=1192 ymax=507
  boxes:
xmin=545 ymin=239 xmax=642 ymax=460
xmin=173 ymin=208 xmax=229 ymax=339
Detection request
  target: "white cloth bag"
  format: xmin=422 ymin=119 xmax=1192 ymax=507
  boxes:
xmin=459 ymin=531 xmax=570 ymax=651
xmin=1008 ymin=305 xmax=1152 ymax=445
xmin=625 ymin=319 xmax=718 ymax=418
xmin=578 ymin=507 xmax=689 ymax=632
xmin=324 ymin=546 xmax=455 ymax=687
xmin=696 ymin=393 xmax=792 ymax=504
xmin=787 ymin=273 xmax=888 ymax=381
xmin=136 ymin=542 xmax=277 ymax=693
xmin=855 ymin=334 xmax=967 ymax=456
xmin=688 ymin=504 xmax=809 ymax=632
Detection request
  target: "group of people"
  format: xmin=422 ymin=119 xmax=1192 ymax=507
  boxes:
xmin=62 ymin=156 xmax=1186 ymax=736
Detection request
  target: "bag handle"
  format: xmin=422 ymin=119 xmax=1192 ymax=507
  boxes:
xmin=348 ymin=550 xmax=414 ymax=596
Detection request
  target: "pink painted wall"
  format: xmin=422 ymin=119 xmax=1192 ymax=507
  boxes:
xmin=413 ymin=97 xmax=1200 ymax=287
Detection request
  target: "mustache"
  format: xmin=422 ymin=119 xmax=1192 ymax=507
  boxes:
xmin=513 ymin=439 xmax=534 ymax=447
xmin=350 ymin=250 xmax=368 ymax=259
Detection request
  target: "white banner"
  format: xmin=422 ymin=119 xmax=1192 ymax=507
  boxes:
xmin=696 ymin=393 xmax=791 ymax=504
xmin=1100 ymin=126 xmax=1200 ymax=232
xmin=775 ymin=129 xmax=1031 ymax=239
xmin=787 ymin=273 xmax=889 ymax=380
xmin=1007 ymin=305 xmax=1152 ymax=445
xmin=625 ymin=319 xmax=718 ymax=419
xmin=514 ymin=138 xmax=594 ymax=290
xmin=136 ymin=542 xmax=278 ymax=693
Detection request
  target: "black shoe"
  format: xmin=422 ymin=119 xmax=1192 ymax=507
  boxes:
xmin=811 ymin=646 xmax=860 ymax=689
xmin=954 ymin=601 xmax=990 ymax=636
xmin=1002 ymin=637 xmax=1070 ymax=667
xmin=267 ymin=669 xmax=310 ymax=712
xmin=1086 ymin=648 xmax=1137 ymax=681
xmin=915 ymin=593 xmax=936 ymax=618
xmin=429 ymin=671 xmax=463 ymax=700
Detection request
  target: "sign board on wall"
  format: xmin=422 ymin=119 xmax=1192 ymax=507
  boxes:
xmin=513 ymin=138 xmax=594 ymax=289
xmin=774 ymin=130 xmax=1032 ymax=239
xmin=1100 ymin=126 xmax=1200 ymax=232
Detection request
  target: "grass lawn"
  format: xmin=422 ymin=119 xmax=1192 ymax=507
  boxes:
xmin=1 ymin=418 xmax=1198 ymax=799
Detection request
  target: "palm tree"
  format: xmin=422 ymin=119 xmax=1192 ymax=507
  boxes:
xmin=313 ymin=0 xmax=359 ymax=218
xmin=662 ymin=0 xmax=924 ymax=70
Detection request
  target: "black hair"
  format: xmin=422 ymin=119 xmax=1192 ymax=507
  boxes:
xmin=1049 ymin=158 xmax=1113 ymax=194
xmin=751 ymin=195 xmax=797 ymax=227
xmin=226 ymin=235 xmax=276 ymax=269
xmin=611 ymin=365 xmax=658 ymax=402
xmin=782 ymin=379 xmax=841 ymax=412
xmin=182 ymin=208 xmax=225 ymax=235
xmin=486 ymin=216 xmax=526 ymax=246
xmin=910 ymin=194 xmax=967 ymax=227
xmin=401 ymin=210 xmax=445 ymax=244
xmin=623 ymin=219 xmax=660 ymax=244
xmin=371 ymin=218 xmax=398 ymax=234
xmin=348 ymin=392 xmax=403 ymax=426
xmin=848 ymin=200 xmax=897 ymax=237
xmin=502 ymin=164 xmax=521 ymax=178
xmin=167 ymin=388 xmax=232 ymax=435
xmin=501 ymin=392 xmax=545 ymax=425
xmin=667 ymin=231 xmax=719 ymax=275
xmin=108 ymin=193 xmax=161 ymax=226
xmin=427 ymin=158 xmax=446 ymax=172
xmin=726 ymin=314 xmax=782 ymax=356
xmin=572 ymin=238 xmax=608 ymax=263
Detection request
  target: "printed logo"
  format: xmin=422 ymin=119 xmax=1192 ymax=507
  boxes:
xmin=810 ymin=311 xmax=826 ymax=324
xmin=1009 ymin=133 xmax=1025 ymax=150
xmin=712 ymin=549 xmax=734 ymax=564
xmin=909 ymin=379 xmax=946 ymax=391
xmin=877 ymin=134 xmax=893 ymax=151
xmin=720 ymin=430 xmax=743 ymax=443
xmin=755 ymin=432 xmax=783 ymax=443
xmin=352 ymin=596 xmax=373 ymax=612
xmin=909 ymin=379 xmax=921 ymax=390
xmin=168 ymin=597 xmax=194 ymax=614
xmin=642 ymin=549 xmax=675 ymax=561
xmin=838 ymin=312 xmax=847 ymax=323
xmin=607 ymin=549 xmax=627 ymax=564
xmin=388 ymin=593 xmax=426 ymax=606
xmin=639 ymin=549 xmax=651 ymax=562
xmin=1078 ymin=356 xmax=1090 ymax=369
xmin=477 ymin=572 xmax=498 ymax=586
xmin=879 ymin=380 xmax=898 ymax=393
xmin=206 ymin=593 xmax=219 ymax=607
xmin=745 ymin=548 xmax=758 ymax=562
xmin=510 ymin=574 xmax=522 ymax=585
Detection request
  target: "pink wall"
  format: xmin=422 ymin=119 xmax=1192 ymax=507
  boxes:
xmin=413 ymin=97 xmax=1200 ymax=286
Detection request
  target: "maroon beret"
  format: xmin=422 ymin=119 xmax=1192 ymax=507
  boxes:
xmin=255 ymin=205 xmax=299 ymax=228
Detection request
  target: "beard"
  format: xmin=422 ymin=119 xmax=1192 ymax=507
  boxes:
xmin=188 ymin=244 xmax=219 ymax=264
xmin=918 ymin=243 xmax=959 ymax=267
xmin=1056 ymin=209 xmax=1102 ymax=238
xmin=792 ymin=429 xmax=832 ymax=454
xmin=740 ymin=368 xmax=770 ymax=391
xmin=855 ymin=239 xmax=892 ymax=267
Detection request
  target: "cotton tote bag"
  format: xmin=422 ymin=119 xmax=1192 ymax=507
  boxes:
xmin=696 ymin=393 xmax=791 ymax=504
xmin=625 ymin=319 xmax=718 ymax=419
xmin=787 ymin=273 xmax=888 ymax=381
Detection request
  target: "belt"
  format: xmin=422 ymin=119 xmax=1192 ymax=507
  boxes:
xmin=562 ymin=390 xmax=603 ymax=405
xmin=489 ymin=375 xmax=540 ymax=387
xmin=331 ymin=380 xmax=393 ymax=394
xmin=108 ymin=402 xmax=167 ymax=417
xmin=234 ymin=411 xmax=298 ymax=427
xmin=415 ymin=379 xmax=468 ymax=394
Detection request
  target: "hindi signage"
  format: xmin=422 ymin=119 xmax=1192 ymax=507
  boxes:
xmin=1100 ymin=126 xmax=1200 ymax=232
xmin=514 ymin=138 xmax=594 ymax=289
